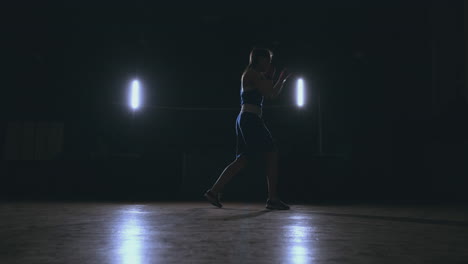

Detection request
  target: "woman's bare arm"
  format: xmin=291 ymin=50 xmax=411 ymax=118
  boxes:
xmin=246 ymin=71 xmax=275 ymax=97
xmin=269 ymin=79 xmax=287 ymax=99
xmin=246 ymin=70 xmax=290 ymax=99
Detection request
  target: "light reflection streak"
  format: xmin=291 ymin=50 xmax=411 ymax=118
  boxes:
xmin=290 ymin=245 xmax=309 ymax=264
xmin=115 ymin=206 xmax=148 ymax=264
xmin=286 ymin=216 xmax=316 ymax=263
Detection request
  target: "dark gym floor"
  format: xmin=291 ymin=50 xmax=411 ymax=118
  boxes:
xmin=1 ymin=201 xmax=467 ymax=263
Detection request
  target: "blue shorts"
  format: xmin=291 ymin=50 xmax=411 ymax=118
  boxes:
xmin=235 ymin=112 xmax=277 ymax=159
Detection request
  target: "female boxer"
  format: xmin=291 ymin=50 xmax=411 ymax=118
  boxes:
xmin=204 ymin=48 xmax=291 ymax=210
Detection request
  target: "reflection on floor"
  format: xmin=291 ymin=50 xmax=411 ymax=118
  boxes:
xmin=1 ymin=201 xmax=467 ymax=263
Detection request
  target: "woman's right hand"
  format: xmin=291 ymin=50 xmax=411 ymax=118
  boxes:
xmin=264 ymin=64 xmax=276 ymax=80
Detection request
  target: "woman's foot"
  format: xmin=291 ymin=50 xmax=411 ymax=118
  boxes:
xmin=266 ymin=198 xmax=290 ymax=210
xmin=204 ymin=189 xmax=223 ymax=208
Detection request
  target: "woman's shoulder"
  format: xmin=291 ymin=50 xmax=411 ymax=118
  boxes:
xmin=243 ymin=68 xmax=262 ymax=80
xmin=242 ymin=69 xmax=259 ymax=92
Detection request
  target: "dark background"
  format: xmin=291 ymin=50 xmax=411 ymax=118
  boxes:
xmin=1 ymin=1 xmax=466 ymax=203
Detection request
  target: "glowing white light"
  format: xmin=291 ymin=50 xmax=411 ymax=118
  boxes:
xmin=290 ymin=245 xmax=308 ymax=264
xmin=286 ymin=225 xmax=316 ymax=263
xmin=287 ymin=225 xmax=312 ymax=243
xmin=119 ymin=214 xmax=143 ymax=264
xmin=296 ymin=78 xmax=304 ymax=107
xmin=114 ymin=205 xmax=153 ymax=264
xmin=130 ymin=80 xmax=140 ymax=110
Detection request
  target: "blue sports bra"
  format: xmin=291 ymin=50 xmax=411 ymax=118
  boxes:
xmin=240 ymin=88 xmax=263 ymax=107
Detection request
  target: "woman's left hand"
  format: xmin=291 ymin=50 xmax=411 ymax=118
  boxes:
xmin=278 ymin=68 xmax=292 ymax=83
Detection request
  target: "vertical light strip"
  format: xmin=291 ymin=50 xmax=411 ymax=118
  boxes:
xmin=131 ymin=80 xmax=140 ymax=110
xmin=297 ymin=78 xmax=304 ymax=107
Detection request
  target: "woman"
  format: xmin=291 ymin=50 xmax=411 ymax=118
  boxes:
xmin=204 ymin=48 xmax=291 ymax=210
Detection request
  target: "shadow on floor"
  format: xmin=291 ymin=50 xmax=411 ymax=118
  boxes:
xmin=220 ymin=210 xmax=273 ymax=221
xmin=307 ymin=211 xmax=468 ymax=227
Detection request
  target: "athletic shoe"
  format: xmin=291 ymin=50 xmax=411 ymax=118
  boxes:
xmin=266 ymin=199 xmax=290 ymax=210
xmin=204 ymin=189 xmax=223 ymax=208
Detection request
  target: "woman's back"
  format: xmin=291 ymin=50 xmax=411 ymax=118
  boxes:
xmin=240 ymin=69 xmax=265 ymax=107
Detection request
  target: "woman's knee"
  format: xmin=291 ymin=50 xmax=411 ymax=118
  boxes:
xmin=235 ymin=155 xmax=249 ymax=168
xmin=265 ymin=150 xmax=279 ymax=161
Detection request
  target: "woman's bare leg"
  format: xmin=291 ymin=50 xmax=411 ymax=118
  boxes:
xmin=265 ymin=151 xmax=280 ymax=200
xmin=210 ymin=155 xmax=248 ymax=194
